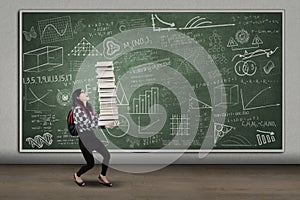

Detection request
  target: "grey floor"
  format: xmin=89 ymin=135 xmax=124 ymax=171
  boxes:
xmin=0 ymin=165 xmax=299 ymax=200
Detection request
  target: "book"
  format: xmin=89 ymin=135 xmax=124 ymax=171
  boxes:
xmin=95 ymin=61 xmax=119 ymax=126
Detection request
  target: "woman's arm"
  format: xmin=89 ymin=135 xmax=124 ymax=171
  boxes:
xmin=73 ymin=106 xmax=99 ymax=131
xmin=90 ymin=108 xmax=106 ymax=129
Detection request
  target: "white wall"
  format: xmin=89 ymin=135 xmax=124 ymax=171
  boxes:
xmin=0 ymin=0 xmax=299 ymax=164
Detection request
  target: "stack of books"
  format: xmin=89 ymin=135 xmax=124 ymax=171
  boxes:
xmin=95 ymin=61 xmax=118 ymax=126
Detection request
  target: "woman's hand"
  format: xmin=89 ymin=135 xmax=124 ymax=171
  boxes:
xmin=105 ymin=121 xmax=118 ymax=129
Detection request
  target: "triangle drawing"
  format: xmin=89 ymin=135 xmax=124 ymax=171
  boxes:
xmin=214 ymin=122 xmax=235 ymax=145
xmin=116 ymin=82 xmax=129 ymax=105
xmin=68 ymin=37 xmax=101 ymax=56
xmin=227 ymin=37 xmax=238 ymax=48
xmin=252 ymin=35 xmax=263 ymax=46
xmin=189 ymin=96 xmax=212 ymax=110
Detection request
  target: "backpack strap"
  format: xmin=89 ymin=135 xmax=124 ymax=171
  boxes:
xmin=68 ymin=110 xmax=73 ymax=123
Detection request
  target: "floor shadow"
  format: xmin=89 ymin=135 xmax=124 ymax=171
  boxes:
xmin=84 ymin=180 xmax=125 ymax=188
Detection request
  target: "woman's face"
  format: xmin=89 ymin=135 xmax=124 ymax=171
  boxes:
xmin=78 ymin=89 xmax=89 ymax=102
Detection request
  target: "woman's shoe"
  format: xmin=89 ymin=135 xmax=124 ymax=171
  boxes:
xmin=73 ymin=173 xmax=85 ymax=187
xmin=98 ymin=175 xmax=112 ymax=187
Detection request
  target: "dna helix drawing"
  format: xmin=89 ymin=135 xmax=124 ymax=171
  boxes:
xmin=26 ymin=133 xmax=53 ymax=148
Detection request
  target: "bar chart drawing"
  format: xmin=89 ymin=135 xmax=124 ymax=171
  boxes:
xmin=130 ymin=87 xmax=159 ymax=114
xmin=256 ymin=130 xmax=276 ymax=146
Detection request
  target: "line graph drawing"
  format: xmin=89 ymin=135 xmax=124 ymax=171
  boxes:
xmin=68 ymin=37 xmax=101 ymax=56
xmin=151 ymin=14 xmax=176 ymax=32
xmin=189 ymin=95 xmax=212 ymax=110
xmin=38 ymin=16 xmax=73 ymax=44
xmin=240 ymin=87 xmax=280 ymax=111
xmin=25 ymin=86 xmax=56 ymax=111
xmin=26 ymin=133 xmax=53 ymax=148
xmin=214 ymin=122 xmax=235 ymax=145
xmin=179 ymin=16 xmax=235 ymax=30
xmin=41 ymin=23 xmax=68 ymax=38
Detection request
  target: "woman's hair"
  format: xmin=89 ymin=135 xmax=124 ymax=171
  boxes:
xmin=71 ymin=88 xmax=94 ymax=117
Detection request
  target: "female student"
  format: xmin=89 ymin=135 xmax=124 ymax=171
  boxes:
xmin=71 ymin=88 xmax=114 ymax=187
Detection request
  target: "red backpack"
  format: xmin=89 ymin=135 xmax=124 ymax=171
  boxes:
xmin=67 ymin=109 xmax=78 ymax=136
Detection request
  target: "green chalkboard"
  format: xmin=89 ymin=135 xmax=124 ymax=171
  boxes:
xmin=19 ymin=11 xmax=283 ymax=152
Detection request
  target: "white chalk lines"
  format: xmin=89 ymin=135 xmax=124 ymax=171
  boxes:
xmin=152 ymin=14 xmax=235 ymax=32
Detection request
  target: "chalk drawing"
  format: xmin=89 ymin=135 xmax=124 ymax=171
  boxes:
xmin=227 ymin=31 xmax=264 ymax=51
xmin=214 ymin=122 xmax=235 ymax=145
xmin=179 ymin=16 xmax=235 ymax=30
xmin=25 ymin=86 xmax=56 ymax=111
xmin=263 ymin=60 xmax=276 ymax=74
xmin=68 ymin=37 xmax=101 ymax=56
xmin=170 ymin=114 xmax=190 ymax=136
xmin=26 ymin=133 xmax=53 ymax=148
xmin=151 ymin=14 xmax=176 ymax=32
xmin=106 ymin=114 xmax=130 ymax=138
xmin=220 ymin=135 xmax=253 ymax=147
xmin=56 ymin=89 xmax=71 ymax=106
xmin=234 ymin=60 xmax=257 ymax=76
xmin=103 ymin=37 xmax=122 ymax=59
xmin=189 ymin=95 xmax=212 ymax=110
xmin=38 ymin=16 xmax=73 ymax=44
xmin=130 ymin=87 xmax=160 ymax=114
xmin=232 ymin=47 xmax=279 ymax=61
xmin=23 ymin=26 xmax=37 ymax=41
xmin=240 ymin=87 xmax=280 ymax=111
xmin=256 ymin=130 xmax=276 ymax=146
